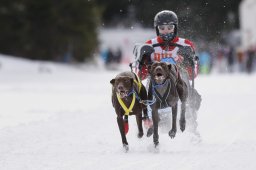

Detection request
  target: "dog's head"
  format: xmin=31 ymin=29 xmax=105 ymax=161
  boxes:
xmin=110 ymin=76 xmax=133 ymax=98
xmin=148 ymin=62 xmax=172 ymax=84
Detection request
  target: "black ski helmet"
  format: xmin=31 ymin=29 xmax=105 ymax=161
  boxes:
xmin=154 ymin=10 xmax=178 ymax=40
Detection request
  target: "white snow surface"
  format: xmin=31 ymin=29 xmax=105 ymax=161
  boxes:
xmin=0 ymin=54 xmax=256 ymax=170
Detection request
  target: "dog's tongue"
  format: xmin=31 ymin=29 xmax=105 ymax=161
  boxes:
xmin=119 ymin=91 xmax=127 ymax=98
xmin=155 ymin=75 xmax=164 ymax=83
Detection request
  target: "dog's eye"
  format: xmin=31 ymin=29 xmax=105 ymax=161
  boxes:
xmin=161 ymin=63 xmax=166 ymax=67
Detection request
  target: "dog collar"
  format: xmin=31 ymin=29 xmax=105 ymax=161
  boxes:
xmin=152 ymin=79 xmax=168 ymax=88
xmin=116 ymin=92 xmax=136 ymax=116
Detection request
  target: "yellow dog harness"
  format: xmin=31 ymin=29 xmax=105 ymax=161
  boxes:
xmin=116 ymin=92 xmax=136 ymax=116
xmin=116 ymin=74 xmax=142 ymax=116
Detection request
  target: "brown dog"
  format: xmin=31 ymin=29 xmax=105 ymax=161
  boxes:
xmin=110 ymin=71 xmax=148 ymax=151
xmin=147 ymin=62 xmax=188 ymax=147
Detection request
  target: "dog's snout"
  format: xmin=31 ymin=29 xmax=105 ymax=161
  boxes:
xmin=117 ymin=84 xmax=124 ymax=91
xmin=155 ymin=66 xmax=163 ymax=72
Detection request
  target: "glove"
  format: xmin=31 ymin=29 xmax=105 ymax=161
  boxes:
xmin=143 ymin=116 xmax=153 ymax=129
xmin=175 ymin=55 xmax=184 ymax=63
xmin=133 ymin=43 xmax=154 ymax=63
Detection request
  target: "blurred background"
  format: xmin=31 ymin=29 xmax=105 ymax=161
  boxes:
xmin=0 ymin=0 xmax=255 ymax=74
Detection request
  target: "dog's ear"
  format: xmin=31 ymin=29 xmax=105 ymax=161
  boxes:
xmin=167 ymin=63 xmax=172 ymax=71
xmin=130 ymin=78 xmax=134 ymax=86
xmin=110 ymin=79 xmax=115 ymax=85
xmin=168 ymin=64 xmax=179 ymax=78
xmin=167 ymin=63 xmax=174 ymax=78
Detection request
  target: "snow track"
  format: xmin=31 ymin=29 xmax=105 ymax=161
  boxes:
xmin=0 ymin=55 xmax=256 ymax=170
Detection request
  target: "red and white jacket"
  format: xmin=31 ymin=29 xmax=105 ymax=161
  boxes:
xmin=138 ymin=36 xmax=199 ymax=80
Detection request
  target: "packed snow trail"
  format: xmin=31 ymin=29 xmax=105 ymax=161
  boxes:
xmin=0 ymin=55 xmax=256 ymax=170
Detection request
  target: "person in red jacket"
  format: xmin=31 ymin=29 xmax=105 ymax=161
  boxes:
xmin=134 ymin=10 xmax=201 ymax=136
xmin=136 ymin=10 xmax=199 ymax=81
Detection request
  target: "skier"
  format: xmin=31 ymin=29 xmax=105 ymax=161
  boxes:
xmin=133 ymin=10 xmax=201 ymax=135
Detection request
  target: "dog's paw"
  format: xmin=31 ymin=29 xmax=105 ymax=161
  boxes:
xmin=179 ymin=118 xmax=186 ymax=132
xmin=147 ymin=127 xmax=154 ymax=137
xmin=169 ymin=129 xmax=177 ymax=138
xmin=154 ymin=142 xmax=160 ymax=152
xmin=153 ymin=134 xmax=159 ymax=148
xmin=137 ymin=132 xmax=144 ymax=138
xmin=123 ymin=144 xmax=129 ymax=152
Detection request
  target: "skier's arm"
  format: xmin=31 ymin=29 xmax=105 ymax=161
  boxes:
xmin=177 ymin=44 xmax=199 ymax=80
xmin=133 ymin=43 xmax=154 ymax=80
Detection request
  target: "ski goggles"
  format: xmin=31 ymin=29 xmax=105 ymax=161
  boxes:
xmin=158 ymin=24 xmax=175 ymax=31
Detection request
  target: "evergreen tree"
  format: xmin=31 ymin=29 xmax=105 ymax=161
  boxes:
xmin=0 ymin=0 xmax=100 ymax=62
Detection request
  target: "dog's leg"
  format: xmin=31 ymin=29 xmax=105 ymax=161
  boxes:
xmin=141 ymin=85 xmax=149 ymax=118
xmin=146 ymin=125 xmax=154 ymax=137
xmin=169 ymin=104 xmax=177 ymax=138
xmin=136 ymin=113 xmax=144 ymax=138
xmin=152 ymin=108 xmax=159 ymax=147
xmin=176 ymin=76 xmax=188 ymax=132
xmin=179 ymin=101 xmax=186 ymax=132
xmin=117 ymin=115 xmax=128 ymax=147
